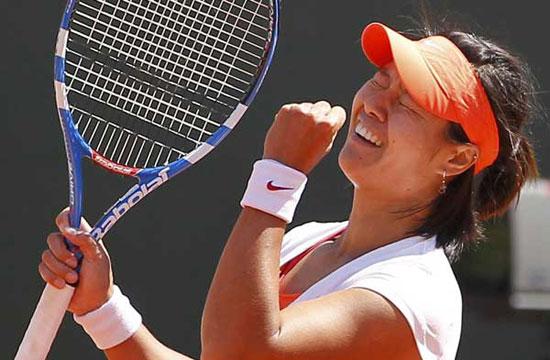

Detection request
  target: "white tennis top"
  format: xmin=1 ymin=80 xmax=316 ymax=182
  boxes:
xmin=280 ymin=221 xmax=462 ymax=360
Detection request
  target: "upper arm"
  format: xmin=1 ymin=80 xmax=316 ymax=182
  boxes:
xmin=260 ymin=289 xmax=421 ymax=360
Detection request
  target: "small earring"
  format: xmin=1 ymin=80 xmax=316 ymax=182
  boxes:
xmin=439 ymin=170 xmax=447 ymax=195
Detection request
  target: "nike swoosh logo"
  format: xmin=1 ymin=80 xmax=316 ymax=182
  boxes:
xmin=267 ymin=181 xmax=294 ymax=191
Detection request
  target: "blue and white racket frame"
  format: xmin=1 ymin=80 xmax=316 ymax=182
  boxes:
xmin=15 ymin=0 xmax=280 ymax=358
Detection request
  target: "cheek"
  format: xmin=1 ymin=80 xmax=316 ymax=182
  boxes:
xmin=382 ymin=124 xmax=450 ymax=195
xmin=338 ymin=109 xmax=449 ymax=193
xmin=338 ymin=113 xmax=414 ymax=184
xmin=386 ymin=114 xmax=443 ymax=169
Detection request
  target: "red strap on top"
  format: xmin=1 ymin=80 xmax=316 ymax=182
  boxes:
xmin=279 ymin=240 xmax=326 ymax=279
xmin=279 ymin=228 xmax=346 ymax=310
xmin=279 ymin=242 xmax=325 ymax=310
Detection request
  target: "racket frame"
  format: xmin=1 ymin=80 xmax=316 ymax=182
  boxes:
xmin=54 ymin=0 xmax=280 ymax=241
xmin=15 ymin=0 xmax=279 ymax=358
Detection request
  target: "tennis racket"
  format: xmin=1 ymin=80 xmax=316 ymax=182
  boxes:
xmin=15 ymin=0 xmax=279 ymax=358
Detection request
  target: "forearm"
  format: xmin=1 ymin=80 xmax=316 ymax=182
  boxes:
xmin=105 ymin=325 xmax=195 ymax=360
xmin=201 ymin=101 xmax=346 ymax=359
xmin=201 ymin=207 xmax=286 ymax=358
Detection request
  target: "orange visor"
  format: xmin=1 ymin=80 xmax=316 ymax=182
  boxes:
xmin=361 ymin=22 xmax=499 ymax=174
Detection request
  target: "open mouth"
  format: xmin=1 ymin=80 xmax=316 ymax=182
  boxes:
xmin=354 ymin=121 xmax=383 ymax=147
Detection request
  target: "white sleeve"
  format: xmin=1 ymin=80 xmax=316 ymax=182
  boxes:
xmin=350 ymin=267 xmax=460 ymax=360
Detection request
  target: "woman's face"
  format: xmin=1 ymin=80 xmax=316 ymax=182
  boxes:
xmin=338 ymin=63 xmax=458 ymax=203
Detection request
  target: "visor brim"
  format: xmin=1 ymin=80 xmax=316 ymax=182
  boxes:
xmin=361 ymin=22 xmax=499 ymax=173
xmin=362 ymin=23 xmax=455 ymax=123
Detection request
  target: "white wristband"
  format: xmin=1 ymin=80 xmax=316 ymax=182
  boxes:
xmin=73 ymin=285 xmax=142 ymax=350
xmin=240 ymin=159 xmax=308 ymax=223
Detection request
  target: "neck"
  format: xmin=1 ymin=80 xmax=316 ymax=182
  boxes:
xmin=335 ymin=189 xmax=429 ymax=260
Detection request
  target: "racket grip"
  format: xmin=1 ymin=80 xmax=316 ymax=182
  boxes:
xmin=15 ymin=284 xmax=75 ymax=360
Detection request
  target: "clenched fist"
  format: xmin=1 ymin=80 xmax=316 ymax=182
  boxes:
xmin=263 ymin=101 xmax=347 ymax=174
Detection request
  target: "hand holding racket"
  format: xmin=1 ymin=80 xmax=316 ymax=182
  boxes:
xmin=15 ymin=0 xmax=279 ymax=358
xmin=39 ymin=211 xmax=114 ymax=317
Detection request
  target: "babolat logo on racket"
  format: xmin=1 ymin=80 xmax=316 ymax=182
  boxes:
xmin=91 ymin=168 xmax=170 ymax=240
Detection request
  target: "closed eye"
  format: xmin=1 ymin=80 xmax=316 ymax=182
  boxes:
xmin=399 ymin=100 xmax=421 ymax=117
xmin=368 ymin=79 xmax=383 ymax=89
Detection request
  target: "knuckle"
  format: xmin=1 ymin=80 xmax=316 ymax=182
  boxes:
xmin=42 ymin=250 xmax=64 ymax=272
xmin=46 ymin=234 xmax=53 ymax=247
xmin=46 ymin=232 xmax=59 ymax=247
xmin=276 ymin=108 xmax=287 ymax=116
xmin=279 ymin=103 xmax=297 ymax=114
xmin=38 ymin=263 xmax=52 ymax=280
xmin=297 ymin=103 xmax=310 ymax=110
xmin=335 ymin=107 xmax=347 ymax=119
xmin=314 ymin=101 xmax=331 ymax=110
xmin=38 ymin=263 xmax=46 ymax=277
xmin=53 ymin=245 xmax=73 ymax=263
xmin=41 ymin=250 xmax=50 ymax=263
xmin=278 ymin=103 xmax=317 ymax=122
xmin=285 ymin=103 xmax=306 ymax=115
xmin=55 ymin=211 xmax=64 ymax=226
xmin=299 ymin=109 xmax=317 ymax=122
xmin=60 ymin=266 xmax=71 ymax=277
xmin=287 ymin=104 xmax=305 ymax=116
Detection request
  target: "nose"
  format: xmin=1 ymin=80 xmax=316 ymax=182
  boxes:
xmin=362 ymin=95 xmax=387 ymax=124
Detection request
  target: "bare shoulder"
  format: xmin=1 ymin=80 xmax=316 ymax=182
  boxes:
xmin=270 ymin=288 xmax=421 ymax=360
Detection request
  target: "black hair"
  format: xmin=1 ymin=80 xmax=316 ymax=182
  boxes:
xmin=405 ymin=8 xmax=541 ymax=261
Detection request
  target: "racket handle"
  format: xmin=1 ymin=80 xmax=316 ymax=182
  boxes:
xmin=15 ymin=284 xmax=75 ymax=360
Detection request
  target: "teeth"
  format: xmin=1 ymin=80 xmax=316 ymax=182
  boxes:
xmin=355 ymin=122 xmax=382 ymax=147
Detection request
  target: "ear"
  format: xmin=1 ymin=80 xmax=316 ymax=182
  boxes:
xmin=444 ymin=143 xmax=479 ymax=177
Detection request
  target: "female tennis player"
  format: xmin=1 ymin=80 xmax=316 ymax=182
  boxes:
xmin=38 ymin=20 xmax=539 ymax=359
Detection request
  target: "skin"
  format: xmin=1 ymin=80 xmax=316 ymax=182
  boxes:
xmin=39 ymin=62 xmax=478 ymax=359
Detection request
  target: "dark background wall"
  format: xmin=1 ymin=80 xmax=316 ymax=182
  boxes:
xmin=2 ymin=0 xmax=549 ymax=358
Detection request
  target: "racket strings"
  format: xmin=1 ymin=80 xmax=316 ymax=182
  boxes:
xmin=66 ymin=44 xmax=228 ymax=133
xmin=68 ymin=0 xmax=236 ymax=151
xmin=69 ymin=0 xmax=270 ymax=106
xmin=73 ymin=90 xmax=202 ymax=151
xmin=73 ymin=67 xmax=195 ymax=169
xmin=65 ymin=0 xmax=273 ymax=169
xmin=70 ymin=3 xmax=253 ymax=97
xmin=66 ymin=49 xmax=224 ymax=160
xmin=74 ymin=106 xmax=187 ymax=167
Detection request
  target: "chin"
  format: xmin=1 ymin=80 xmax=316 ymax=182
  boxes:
xmin=338 ymin=141 xmax=374 ymax=188
xmin=338 ymin=139 xmax=399 ymax=195
xmin=338 ymin=148 xmax=358 ymax=188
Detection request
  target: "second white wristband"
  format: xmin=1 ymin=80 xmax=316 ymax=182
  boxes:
xmin=73 ymin=285 xmax=142 ymax=350
xmin=240 ymin=159 xmax=308 ymax=223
